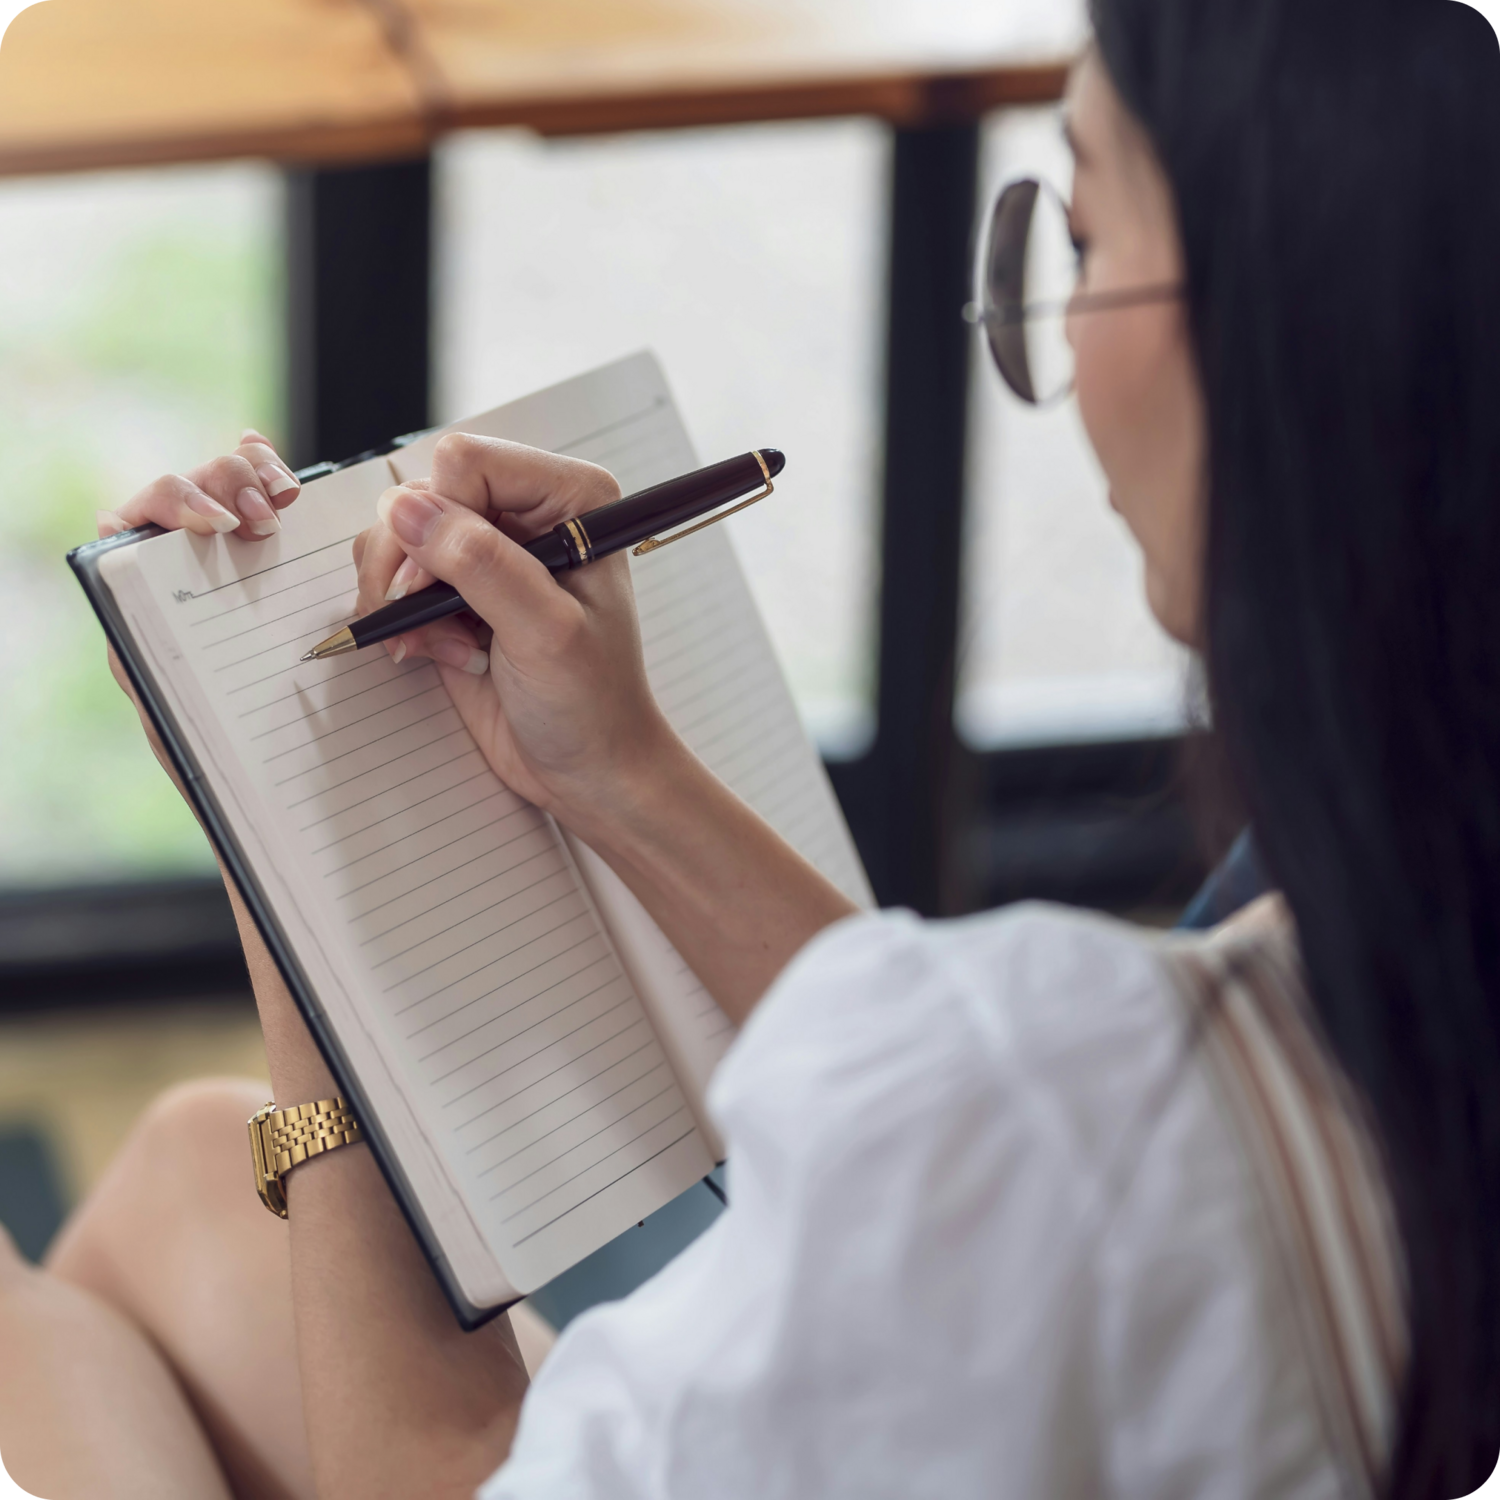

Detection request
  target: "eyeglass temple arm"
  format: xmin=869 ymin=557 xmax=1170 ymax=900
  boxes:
xmin=964 ymin=281 xmax=1185 ymax=325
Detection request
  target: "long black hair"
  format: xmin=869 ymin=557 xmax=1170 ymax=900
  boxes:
xmin=1091 ymin=0 xmax=1500 ymax=1491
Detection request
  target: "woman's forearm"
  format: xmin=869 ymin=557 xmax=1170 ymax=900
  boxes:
xmin=218 ymin=869 xmax=528 ymax=1500
xmin=561 ymin=733 xmax=858 ymax=1027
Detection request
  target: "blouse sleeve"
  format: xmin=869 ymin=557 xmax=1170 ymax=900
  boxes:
xmin=480 ymin=905 xmax=1318 ymax=1499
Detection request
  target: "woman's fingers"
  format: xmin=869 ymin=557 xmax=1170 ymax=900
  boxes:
xmin=407 ymin=619 xmax=490 ymax=677
xmin=386 ymin=557 xmax=434 ymax=602
xmin=111 ymin=472 xmax=246 ymax=538
xmin=238 ymin=431 xmax=302 ymax=509
xmin=109 ymin=434 xmax=301 ymax=545
xmin=377 ymin=485 xmax=576 ymax=647
xmin=426 ymin=433 xmax=621 ymax=540
xmin=186 ymin=434 xmax=300 ymax=539
xmin=352 ymin=520 xmax=445 ymax=669
xmin=186 ymin=453 xmax=283 ymax=539
xmin=353 ymin=522 xmax=414 ymax=616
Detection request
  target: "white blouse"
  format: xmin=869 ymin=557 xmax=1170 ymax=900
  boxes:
xmin=482 ymin=901 xmax=1401 ymax=1500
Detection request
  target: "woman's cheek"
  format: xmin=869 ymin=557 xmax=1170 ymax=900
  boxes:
xmin=1072 ymin=312 xmax=1137 ymax=505
xmin=1071 ymin=311 xmax=1201 ymax=643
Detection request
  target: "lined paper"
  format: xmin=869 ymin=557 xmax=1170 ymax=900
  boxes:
xmin=107 ymin=387 xmax=719 ymax=1297
xmin=100 ymin=351 xmax=870 ymax=1299
xmin=394 ymin=353 xmax=872 ymax=1111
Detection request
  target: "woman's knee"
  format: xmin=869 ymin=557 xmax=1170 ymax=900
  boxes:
xmin=47 ymin=1076 xmax=273 ymax=1287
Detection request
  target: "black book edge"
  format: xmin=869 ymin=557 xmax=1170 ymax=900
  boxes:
xmin=66 ymin=440 xmax=507 ymax=1332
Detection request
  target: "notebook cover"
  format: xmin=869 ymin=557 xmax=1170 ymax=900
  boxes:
xmin=67 ymin=445 xmax=507 ymax=1331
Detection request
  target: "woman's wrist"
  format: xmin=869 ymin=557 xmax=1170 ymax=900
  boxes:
xmin=536 ymin=710 xmax=693 ymax=847
xmin=544 ymin=718 xmax=700 ymax=859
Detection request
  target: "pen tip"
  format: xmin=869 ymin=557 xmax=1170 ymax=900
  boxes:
xmin=299 ymin=649 xmax=315 ymax=662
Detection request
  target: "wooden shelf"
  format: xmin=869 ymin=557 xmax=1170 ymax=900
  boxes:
xmin=0 ymin=0 xmax=425 ymax=178
xmin=405 ymin=0 xmax=1078 ymax=136
xmin=0 ymin=0 xmax=1080 ymax=177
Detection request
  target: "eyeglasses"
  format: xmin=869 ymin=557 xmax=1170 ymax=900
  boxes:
xmin=964 ymin=177 xmax=1185 ymax=406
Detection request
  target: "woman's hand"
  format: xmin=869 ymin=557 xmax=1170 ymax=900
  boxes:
xmin=352 ymin=434 xmax=678 ymax=826
xmin=354 ymin=434 xmax=857 ymax=1025
xmin=101 ymin=431 xmax=302 ymax=782
xmin=97 ymin=428 xmax=300 ymax=542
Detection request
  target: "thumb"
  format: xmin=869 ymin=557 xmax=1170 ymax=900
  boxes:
xmin=378 ymin=484 xmax=574 ymax=639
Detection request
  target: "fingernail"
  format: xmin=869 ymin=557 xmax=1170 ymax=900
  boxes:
xmin=385 ymin=557 xmax=422 ymax=602
xmin=188 ymin=492 xmax=241 ymax=533
xmin=257 ymin=464 xmax=298 ymax=498
xmin=385 ymin=490 xmax=443 ymax=548
xmin=95 ymin=510 xmax=127 ymax=537
xmin=390 ymin=639 xmax=408 ymax=665
xmin=237 ymin=488 xmax=281 ymax=535
xmin=432 ymin=639 xmax=489 ymax=675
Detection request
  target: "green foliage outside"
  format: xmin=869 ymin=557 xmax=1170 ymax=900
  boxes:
xmin=0 ymin=172 xmax=281 ymax=886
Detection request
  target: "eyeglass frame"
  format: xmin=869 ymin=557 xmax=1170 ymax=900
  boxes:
xmin=964 ymin=177 xmax=1185 ymax=406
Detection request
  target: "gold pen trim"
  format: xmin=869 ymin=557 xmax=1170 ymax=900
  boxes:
xmin=300 ymin=626 xmax=357 ymax=662
xmin=633 ymin=450 xmax=775 ymax=557
xmin=564 ymin=517 xmax=594 ymax=565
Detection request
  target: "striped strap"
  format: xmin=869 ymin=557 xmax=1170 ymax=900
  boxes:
xmin=1158 ymin=898 xmax=1406 ymax=1495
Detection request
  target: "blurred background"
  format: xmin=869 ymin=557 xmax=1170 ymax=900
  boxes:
xmin=0 ymin=0 xmax=1204 ymax=1308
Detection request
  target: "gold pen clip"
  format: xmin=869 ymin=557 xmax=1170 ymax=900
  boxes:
xmin=633 ymin=451 xmax=775 ymax=556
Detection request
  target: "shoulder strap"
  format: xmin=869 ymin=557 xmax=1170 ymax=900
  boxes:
xmin=1156 ymin=899 xmax=1407 ymax=1495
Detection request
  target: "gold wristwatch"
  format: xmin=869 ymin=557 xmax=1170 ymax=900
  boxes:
xmin=248 ymin=1098 xmax=363 ymax=1218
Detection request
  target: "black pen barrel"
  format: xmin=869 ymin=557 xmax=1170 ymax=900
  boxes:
xmin=555 ymin=451 xmax=779 ymax=563
xmin=346 ymin=530 xmax=571 ymax=648
xmin=342 ymin=449 xmax=781 ymax=651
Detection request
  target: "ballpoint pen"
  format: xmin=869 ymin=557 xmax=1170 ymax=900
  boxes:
xmin=301 ymin=447 xmax=784 ymax=661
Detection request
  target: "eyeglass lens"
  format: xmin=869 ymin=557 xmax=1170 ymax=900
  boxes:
xmin=980 ymin=178 xmax=1079 ymax=406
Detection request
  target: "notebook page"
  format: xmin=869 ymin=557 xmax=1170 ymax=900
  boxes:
xmin=101 ymin=448 xmax=712 ymax=1303
xmin=392 ymin=352 xmax=874 ymax=1122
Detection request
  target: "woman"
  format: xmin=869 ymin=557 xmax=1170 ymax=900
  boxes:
xmin=3 ymin=0 xmax=1498 ymax=1493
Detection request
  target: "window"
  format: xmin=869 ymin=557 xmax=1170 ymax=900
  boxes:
xmin=436 ymin=120 xmax=887 ymax=758
xmin=0 ymin=163 xmax=281 ymax=885
xmin=958 ymin=107 xmax=1191 ymax=750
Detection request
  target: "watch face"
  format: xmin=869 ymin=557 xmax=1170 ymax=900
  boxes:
xmin=248 ymin=1104 xmax=288 ymax=1218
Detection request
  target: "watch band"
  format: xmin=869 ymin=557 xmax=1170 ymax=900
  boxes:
xmin=248 ymin=1098 xmax=363 ymax=1218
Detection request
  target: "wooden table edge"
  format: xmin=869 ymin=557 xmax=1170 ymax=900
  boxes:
xmin=0 ymin=116 xmax=432 ymax=180
xmin=434 ymin=62 xmax=1073 ymax=140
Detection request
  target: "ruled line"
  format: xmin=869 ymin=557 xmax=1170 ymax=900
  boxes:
xmin=213 ymin=610 xmax=358 ymax=672
xmin=275 ymin=708 xmax=459 ymax=788
xmin=385 ymin=888 xmax=580 ymax=990
xmin=421 ymin=980 xmax=630 ymax=1080
xmin=334 ymin=797 xmax=523 ymax=893
xmin=244 ymin=653 xmax=403 ymax=716
xmin=299 ymin=744 xmax=479 ymax=830
xmin=176 ymin=533 xmax=356 ymax=602
xmin=191 ymin=559 xmax=350 ymax=627
xmin=511 ymin=1127 xmax=697 ymax=1247
xmin=430 ymin=965 xmax=627 ymax=1085
xmin=310 ymin=769 xmax=492 ymax=855
xmin=347 ymin=814 xmax=547 ymax=918
xmin=397 ymin=910 xmax=596 ymax=1020
xmin=464 ymin=1040 xmax=658 ymax=1153
xmin=200 ymin=582 xmax=356 ymax=650
xmin=321 ymin=786 xmax=507 ymax=876
xmin=371 ymin=865 xmax=571 ymax=969
xmin=474 ymin=1063 xmax=670 ymax=1176
xmin=503 ymin=1118 xmax=692 ymax=1226
xmin=489 ymin=1085 xmax=677 ymax=1199
xmin=447 ymin=996 xmax=639 ymax=1113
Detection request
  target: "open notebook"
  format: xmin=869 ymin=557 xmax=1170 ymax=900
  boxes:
xmin=70 ymin=352 xmax=871 ymax=1325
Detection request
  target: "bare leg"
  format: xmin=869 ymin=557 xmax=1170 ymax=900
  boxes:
xmin=45 ymin=1077 xmax=314 ymax=1500
xmin=0 ymin=1219 xmax=232 ymax=1500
